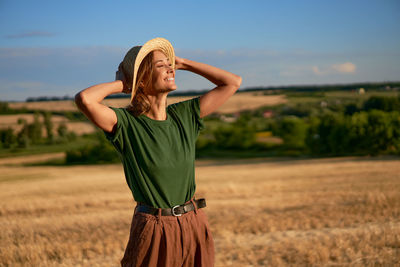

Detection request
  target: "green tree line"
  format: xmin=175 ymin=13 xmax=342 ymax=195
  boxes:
xmin=196 ymin=95 xmax=400 ymax=157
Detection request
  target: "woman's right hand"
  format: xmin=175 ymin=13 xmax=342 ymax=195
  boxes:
xmin=115 ymin=63 xmax=132 ymax=94
xmin=174 ymin=56 xmax=186 ymax=70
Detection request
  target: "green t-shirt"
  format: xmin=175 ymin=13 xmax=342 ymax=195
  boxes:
xmin=103 ymin=96 xmax=205 ymax=208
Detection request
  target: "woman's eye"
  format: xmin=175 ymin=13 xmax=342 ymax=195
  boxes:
xmin=157 ymin=64 xmax=172 ymax=68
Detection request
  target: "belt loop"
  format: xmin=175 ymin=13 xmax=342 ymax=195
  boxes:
xmin=190 ymin=198 xmax=198 ymax=214
xmin=157 ymin=208 xmax=162 ymax=224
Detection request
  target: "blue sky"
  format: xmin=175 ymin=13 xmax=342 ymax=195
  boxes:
xmin=0 ymin=0 xmax=399 ymax=101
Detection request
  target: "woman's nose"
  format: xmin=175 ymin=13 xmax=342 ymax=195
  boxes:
xmin=167 ymin=65 xmax=174 ymax=73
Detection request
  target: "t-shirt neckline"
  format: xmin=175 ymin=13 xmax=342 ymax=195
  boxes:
xmin=138 ymin=109 xmax=171 ymax=125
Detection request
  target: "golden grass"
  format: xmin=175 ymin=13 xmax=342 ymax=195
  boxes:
xmin=1 ymin=156 xmax=399 ymax=266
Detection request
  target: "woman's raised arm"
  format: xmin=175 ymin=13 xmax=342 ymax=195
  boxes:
xmin=176 ymin=56 xmax=242 ymax=118
xmin=74 ymin=80 xmax=124 ymax=133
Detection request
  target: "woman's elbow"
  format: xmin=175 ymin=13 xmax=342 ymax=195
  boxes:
xmin=229 ymin=75 xmax=242 ymax=89
xmin=75 ymin=92 xmax=83 ymax=104
xmin=235 ymin=75 xmax=242 ymax=88
xmin=74 ymin=91 xmax=89 ymax=109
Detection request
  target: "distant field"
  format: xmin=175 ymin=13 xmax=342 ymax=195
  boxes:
xmin=8 ymin=92 xmax=287 ymax=113
xmin=1 ymin=156 xmax=399 ymax=266
xmin=0 ymin=113 xmax=96 ymax=136
xmin=286 ymin=90 xmax=399 ymax=104
xmin=4 ymin=92 xmax=286 ymax=136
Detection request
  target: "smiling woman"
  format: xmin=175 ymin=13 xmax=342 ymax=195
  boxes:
xmin=124 ymin=49 xmax=178 ymax=117
xmin=74 ymin=37 xmax=241 ymax=267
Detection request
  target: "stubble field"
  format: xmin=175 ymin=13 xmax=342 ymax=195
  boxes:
xmin=1 ymin=155 xmax=399 ymax=266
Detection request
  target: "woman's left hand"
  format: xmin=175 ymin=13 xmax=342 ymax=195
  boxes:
xmin=175 ymin=56 xmax=185 ymax=70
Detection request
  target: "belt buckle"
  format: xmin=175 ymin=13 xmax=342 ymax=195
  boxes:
xmin=171 ymin=205 xmax=182 ymax=217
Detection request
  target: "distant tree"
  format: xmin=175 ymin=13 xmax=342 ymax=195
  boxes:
xmin=213 ymin=124 xmax=256 ymax=150
xmin=280 ymin=103 xmax=318 ymax=118
xmin=27 ymin=112 xmax=42 ymax=144
xmin=305 ymin=116 xmax=322 ymax=154
xmin=327 ymin=114 xmax=350 ymax=155
xmin=365 ymin=110 xmax=394 ymax=155
xmin=43 ymin=111 xmax=54 ymax=144
xmin=57 ymin=122 xmax=68 ymax=139
xmin=0 ymin=128 xmax=17 ymax=149
xmin=305 ymin=112 xmax=349 ymax=155
xmin=347 ymin=111 xmax=369 ymax=153
xmin=363 ymin=96 xmax=400 ymax=112
xmin=274 ymin=116 xmax=308 ymax=148
xmin=0 ymin=101 xmax=11 ymax=114
xmin=344 ymin=103 xmax=360 ymax=116
xmin=389 ymin=111 xmax=400 ymax=154
xmin=17 ymin=118 xmax=30 ymax=148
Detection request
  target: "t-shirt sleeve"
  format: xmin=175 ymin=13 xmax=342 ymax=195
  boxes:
xmin=171 ymin=96 xmax=205 ymax=135
xmin=191 ymin=96 xmax=205 ymax=132
xmin=103 ymin=106 xmax=126 ymax=154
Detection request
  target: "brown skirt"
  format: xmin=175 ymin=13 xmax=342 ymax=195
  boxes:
xmin=121 ymin=199 xmax=215 ymax=267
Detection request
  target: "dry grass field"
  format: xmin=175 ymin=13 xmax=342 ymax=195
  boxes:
xmin=1 ymin=155 xmax=399 ymax=266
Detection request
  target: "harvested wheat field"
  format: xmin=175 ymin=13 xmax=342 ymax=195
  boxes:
xmin=1 ymin=156 xmax=399 ymax=266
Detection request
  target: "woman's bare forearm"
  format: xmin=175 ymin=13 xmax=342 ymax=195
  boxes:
xmin=179 ymin=58 xmax=241 ymax=87
xmin=75 ymin=80 xmax=124 ymax=105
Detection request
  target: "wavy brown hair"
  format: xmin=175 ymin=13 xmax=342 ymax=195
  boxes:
xmin=124 ymin=52 xmax=154 ymax=116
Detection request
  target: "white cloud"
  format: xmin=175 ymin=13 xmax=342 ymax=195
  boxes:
xmin=332 ymin=62 xmax=356 ymax=73
xmin=312 ymin=62 xmax=356 ymax=75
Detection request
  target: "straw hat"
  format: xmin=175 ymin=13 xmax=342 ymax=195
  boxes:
xmin=116 ymin=37 xmax=175 ymax=102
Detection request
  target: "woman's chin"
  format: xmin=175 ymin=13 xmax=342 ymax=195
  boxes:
xmin=154 ymin=86 xmax=177 ymax=93
xmin=166 ymin=86 xmax=177 ymax=92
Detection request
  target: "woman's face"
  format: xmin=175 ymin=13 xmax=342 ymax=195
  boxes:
xmin=148 ymin=50 xmax=177 ymax=94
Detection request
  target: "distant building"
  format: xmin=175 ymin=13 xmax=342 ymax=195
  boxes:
xmin=263 ymin=110 xmax=274 ymax=118
xmin=220 ymin=114 xmax=237 ymax=123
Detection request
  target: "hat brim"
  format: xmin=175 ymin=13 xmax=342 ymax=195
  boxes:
xmin=130 ymin=37 xmax=175 ymax=102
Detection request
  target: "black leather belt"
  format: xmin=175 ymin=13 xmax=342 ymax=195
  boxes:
xmin=135 ymin=198 xmax=206 ymax=217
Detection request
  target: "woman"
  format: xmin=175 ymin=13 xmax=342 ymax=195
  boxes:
xmin=75 ymin=37 xmax=242 ymax=266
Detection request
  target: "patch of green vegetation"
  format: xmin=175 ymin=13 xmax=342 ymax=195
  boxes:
xmin=0 ymin=135 xmax=97 ymax=158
